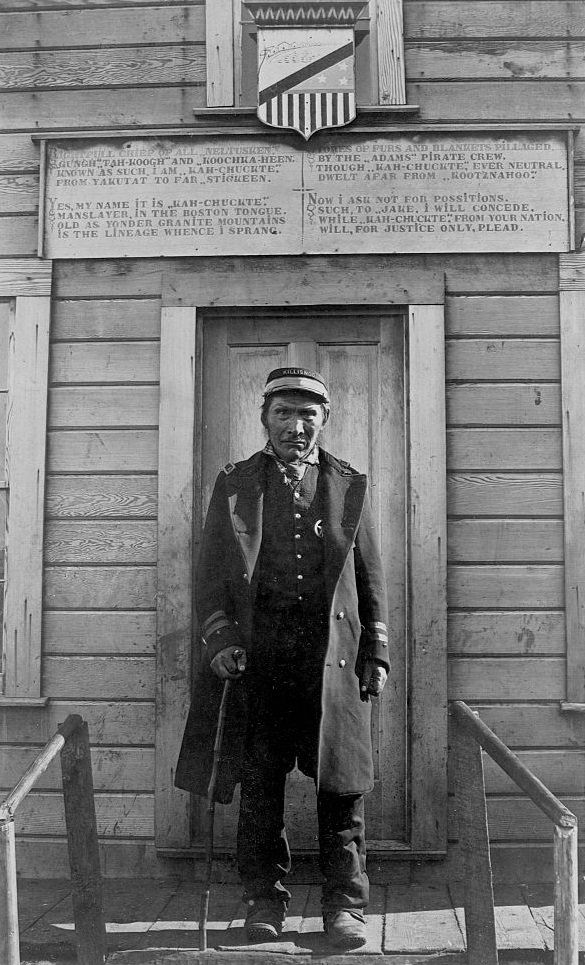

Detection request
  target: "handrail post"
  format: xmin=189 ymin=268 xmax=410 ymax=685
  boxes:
xmin=452 ymin=702 xmax=579 ymax=965
xmin=0 ymin=818 xmax=20 ymax=965
xmin=553 ymin=824 xmax=579 ymax=965
xmin=0 ymin=714 xmax=105 ymax=965
xmin=60 ymin=720 xmax=106 ymax=965
xmin=453 ymin=717 xmax=499 ymax=965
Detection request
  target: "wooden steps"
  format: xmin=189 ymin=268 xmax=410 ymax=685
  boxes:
xmin=17 ymin=878 xmax=585 ymax=963
xmin=107 ymin=952 xmax=468 ymax=965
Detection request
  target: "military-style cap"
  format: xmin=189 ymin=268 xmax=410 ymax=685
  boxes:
xmin=263 ymin=366 xmax=330 ymax=403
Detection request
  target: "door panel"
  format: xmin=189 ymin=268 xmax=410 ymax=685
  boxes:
xmin=231 ymin=345 xmax=285 ymax=462
xmin=194 ymin=308 xmax=407 ymax=851
xmin=319 ymin=345 xmax=378 ymax=482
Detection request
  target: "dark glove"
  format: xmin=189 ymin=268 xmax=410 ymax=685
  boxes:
xmin=210 ymin=646 xmax=247 ymax=680
xmin=360 ymin=658 xmax=388 ymax=699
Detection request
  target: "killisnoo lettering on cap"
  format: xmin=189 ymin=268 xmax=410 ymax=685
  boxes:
xmin=263 ymin=366 xmax=330 ymax=403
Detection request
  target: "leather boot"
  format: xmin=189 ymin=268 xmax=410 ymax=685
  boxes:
xmin=245 ymin=897 xmax=287 ymax=942
xmin=324 ymin=909 xmax=367 ymax=949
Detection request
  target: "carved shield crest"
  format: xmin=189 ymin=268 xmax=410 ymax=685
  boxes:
xmin=245 ymin=3 xmax=366 ymax=140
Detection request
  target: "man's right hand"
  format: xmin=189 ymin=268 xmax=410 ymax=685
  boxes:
xmin=210 ymin=646 xmax=247 ymax=679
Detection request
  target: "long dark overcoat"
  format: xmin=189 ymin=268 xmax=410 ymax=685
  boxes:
xmin=175 ymin=448 xmax=389 ymax=803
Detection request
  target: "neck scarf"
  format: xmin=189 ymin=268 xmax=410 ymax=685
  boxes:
xmin=263 ymin=440 xmax=319 ymax=482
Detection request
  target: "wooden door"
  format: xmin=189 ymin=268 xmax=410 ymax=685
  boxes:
xmin=193 ymin=307 xmax=407 ymax=852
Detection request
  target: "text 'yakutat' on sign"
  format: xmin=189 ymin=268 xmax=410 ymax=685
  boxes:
xmin=41 ymin=132 xmax=571 ymax=258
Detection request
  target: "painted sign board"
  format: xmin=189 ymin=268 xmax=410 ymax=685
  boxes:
xmin=41 ymin=132 xmax=571 ymax=258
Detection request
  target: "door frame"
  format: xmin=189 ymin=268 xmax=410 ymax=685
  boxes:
xmin=155 ymin=258 xmax=447 ymax=858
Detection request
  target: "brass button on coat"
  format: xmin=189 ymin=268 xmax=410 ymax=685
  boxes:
xmin=336 ymin=611 xmax=345 ymax=620
xmin=339 ymin=659 xmax=346 ymax=668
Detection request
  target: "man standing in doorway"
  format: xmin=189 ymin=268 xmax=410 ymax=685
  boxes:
xmin=176 ymin=367 xmax=389 ymax=950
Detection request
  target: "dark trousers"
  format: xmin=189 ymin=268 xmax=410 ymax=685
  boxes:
xmin=237 ymin=606 xmax=369 ymax=913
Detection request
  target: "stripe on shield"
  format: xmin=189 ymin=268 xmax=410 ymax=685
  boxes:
xmin=258 ymin=40 xmax=354 ymax=105
xmin=298 ymin=93 xmax=306 ymax=136
xmin=266 ymin=88 xmax=355 ymax=135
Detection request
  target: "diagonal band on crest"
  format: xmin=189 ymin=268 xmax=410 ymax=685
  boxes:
xmin=258 ymin=40 xmax=354 ymax=105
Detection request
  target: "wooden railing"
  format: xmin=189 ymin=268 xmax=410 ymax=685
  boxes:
xmin=0 ymin=715 xmax=106 ymax=965
xmin=452 ymin=700 xmax=579 ymax=965
xmin=0 ymin=704 xmax=577 ymax=963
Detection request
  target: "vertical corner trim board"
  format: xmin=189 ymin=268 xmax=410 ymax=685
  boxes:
xmin=377 ymin=0 xmax=407 ymax=105
xmin=155 ymin=306 xmax=198 ymax=850
xmin=206 ymin=0 xmax=235 ymax=108
xmin=3 ymin=294 xmax=51 ymax=699
xmin=408 ymin=304 xmax=448 ymax=851
xmin=559 ymin=253 xmax=585 ymax=704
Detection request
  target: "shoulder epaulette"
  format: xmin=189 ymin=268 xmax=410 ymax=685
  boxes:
xmin=336 ymin=457 xmax=356 ymax=476
xmin=222 ymin=462 xmax=236 ymax=475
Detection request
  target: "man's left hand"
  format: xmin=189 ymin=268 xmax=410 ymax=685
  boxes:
xmin=360 ymin=659 xmax=388 ymax=698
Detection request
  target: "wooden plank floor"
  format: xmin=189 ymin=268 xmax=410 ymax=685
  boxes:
xmin=18 ymin=878 xmax=585 ymax=963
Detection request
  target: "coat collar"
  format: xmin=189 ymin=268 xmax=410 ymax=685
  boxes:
xmin=318 ymin=452 xmax=367 ymax=602
xmin=226 ymin=449 xmax=367 ymax=595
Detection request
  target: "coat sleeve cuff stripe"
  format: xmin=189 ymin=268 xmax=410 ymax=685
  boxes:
xmin=202 ymin=610 xmax=232 ymax=642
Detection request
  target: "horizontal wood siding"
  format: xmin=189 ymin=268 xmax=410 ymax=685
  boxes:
xmin=0 ymin=285 xmax=162 ymax=863
xmin=17 ymin=259 xmax=580 ymax=868
xmin=0 ymin=746 xmax=154 ymax=792
xmin=401 ymin=0 xmax=585 ymax=238
xmin=0 ymin=0 xmax=582 ymax=872
xmin=0 ymin=4 xmax=582 ymax=251
xmin=445 ymin=288 xmax=585 ymax=850
xmin=1 ymin=270 xmax=580 ymax=869
xmin=0 ymin=7 xmax=204 ymax=49
xmin=0 ymin=56 xmax=155 ymax=803
xmin=0 ymin=1 xmax=207 ymax=266
xmin=0 ymin=46 xmax=205 ymax=90
xmin=43 ymin=291 xmax=159 ymax=805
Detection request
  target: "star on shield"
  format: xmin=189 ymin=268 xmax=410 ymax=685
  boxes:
xmin=244 ymin=3 xmax=366 ymax=140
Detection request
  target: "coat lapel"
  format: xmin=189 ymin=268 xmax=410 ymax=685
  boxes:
xmin=227 ymin=455 xmax=265 ymax=580
xmin=319 ymin=453 xmax=367 ymax=603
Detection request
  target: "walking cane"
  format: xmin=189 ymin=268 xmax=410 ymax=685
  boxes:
xmin=199 ymin=671 xmax=234 ymax=951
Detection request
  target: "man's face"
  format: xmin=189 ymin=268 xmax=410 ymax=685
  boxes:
xmin=264 ymin=391 xmax=327 ymax=463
